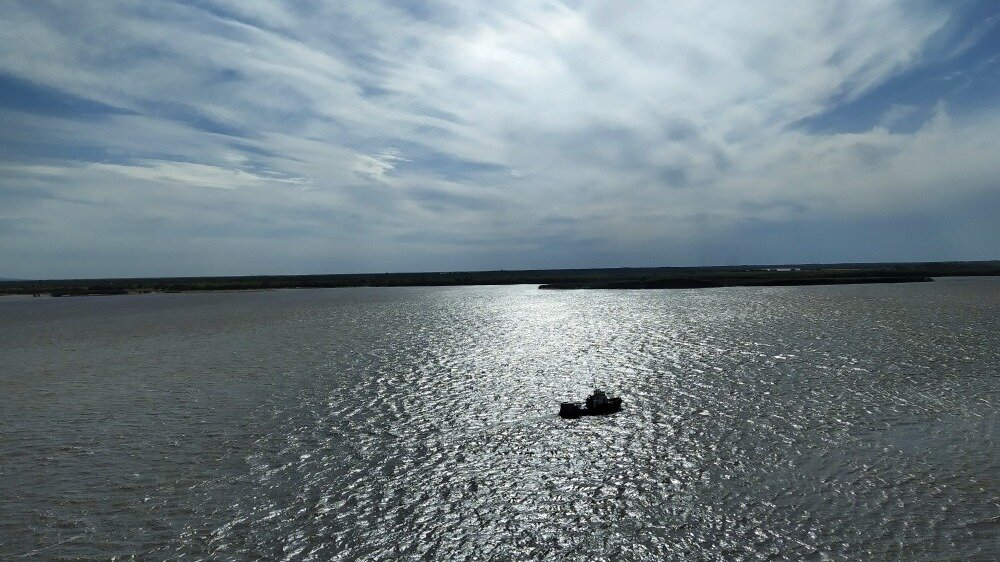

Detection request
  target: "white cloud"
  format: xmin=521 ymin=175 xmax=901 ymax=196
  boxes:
xmin=879 ymin=103 xmax=919 ymax=128
xmin=352 ymin=148 xmax=408 ymax=184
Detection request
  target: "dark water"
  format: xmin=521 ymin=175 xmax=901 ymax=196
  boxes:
xmin=1 ymin=278 xmax=998 ymax=560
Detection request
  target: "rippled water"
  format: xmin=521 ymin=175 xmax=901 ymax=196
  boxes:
xmin=2 ymin=278 xmax=998 ymax=560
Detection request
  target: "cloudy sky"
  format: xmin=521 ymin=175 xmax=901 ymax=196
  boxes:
xmin=1 ymin=1 xmax=998 ymax=278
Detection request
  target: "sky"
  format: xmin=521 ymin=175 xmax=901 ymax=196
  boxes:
xmin=1 ymin=1 xmax=998 ymax=278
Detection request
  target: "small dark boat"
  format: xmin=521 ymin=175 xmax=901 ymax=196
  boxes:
xmin=559 ymin=389 xmax=622 ymax=419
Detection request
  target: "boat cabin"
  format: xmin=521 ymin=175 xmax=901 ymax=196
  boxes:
xmin=586 ymin=389 xmax=608 ymax=409
xmin=559 ymin=388 xmax=622 ymax=418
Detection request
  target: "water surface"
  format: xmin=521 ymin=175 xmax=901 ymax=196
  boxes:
xmin=1 ymin=278 xmax=998 ymax=560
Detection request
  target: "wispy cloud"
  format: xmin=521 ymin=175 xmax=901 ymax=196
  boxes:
xmin=878 ymin=103 xmax=919 ymax=128
xmin=353 ymin=148 xmax=408 ymax=184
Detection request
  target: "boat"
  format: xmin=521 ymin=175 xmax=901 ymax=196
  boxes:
xmin=559 ymin=389 xmax=622 ymax=419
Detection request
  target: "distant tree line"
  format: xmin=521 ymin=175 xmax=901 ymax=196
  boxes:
xmin=1 ymin=260 xmax=997 ymax=297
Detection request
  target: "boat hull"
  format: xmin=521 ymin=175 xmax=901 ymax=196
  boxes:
xmin=559 ymin=397 xmax=622 ymax=419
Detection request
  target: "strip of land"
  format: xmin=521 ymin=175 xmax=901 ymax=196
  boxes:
xmin=537 ymin=275 xmax=934 ymax=290
xmin=0 ymin=261 xmax=996 ymax=297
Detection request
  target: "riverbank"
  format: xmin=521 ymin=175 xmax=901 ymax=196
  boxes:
xmin=0 ymin=260 xmax=995 ymax=296
xmin=538 ymin=275 xmax=933 ymax=290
